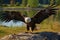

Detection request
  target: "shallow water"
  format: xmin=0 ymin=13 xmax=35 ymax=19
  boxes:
xmin=0 ymin=20 xmax=25 ymax=27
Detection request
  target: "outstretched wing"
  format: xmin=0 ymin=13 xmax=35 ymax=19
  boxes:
xmin=0 ymin=11 xmax=25 ymax=22
xmin=31 ymin=9 xmax=56 ymax=24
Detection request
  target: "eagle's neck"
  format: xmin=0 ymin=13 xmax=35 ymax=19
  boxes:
xmin=24 ymin=17 xmax=31 ymax=23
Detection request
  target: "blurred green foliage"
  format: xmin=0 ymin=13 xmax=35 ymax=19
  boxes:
xmin=27 ymin=0 xmax=39 ymax=7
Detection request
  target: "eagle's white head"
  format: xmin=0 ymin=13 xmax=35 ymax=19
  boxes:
xmin=24 ymin=17 xmax=31 ymax=23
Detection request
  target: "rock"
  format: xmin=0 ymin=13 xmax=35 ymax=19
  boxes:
xmin=0 ymin=32 xmax=60 ymax=40
xmin=0 ymin=34 xmax=12 ymax=40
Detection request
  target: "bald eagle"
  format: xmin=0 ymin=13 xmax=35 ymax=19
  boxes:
xmin=1 ymin=7 xmax=57 ymax=32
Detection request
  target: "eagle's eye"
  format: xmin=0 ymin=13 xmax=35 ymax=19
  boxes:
xmin=25 ymin=17 xmax=31 ymax=23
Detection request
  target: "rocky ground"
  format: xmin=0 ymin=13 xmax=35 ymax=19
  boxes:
xmin=0 ymin=32 xmax=60 ymax=40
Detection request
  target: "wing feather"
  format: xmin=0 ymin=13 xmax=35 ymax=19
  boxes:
xmin=31 ymin=9 xmax=55 ymax=24
xmin=0 ymin=11 xmax=25 ymax=22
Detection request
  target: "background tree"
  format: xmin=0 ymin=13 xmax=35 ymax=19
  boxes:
xmin=22 ymin=0 xmax=27 ymax=7
xmin=56 ymin=0 xmax=60 ymax=5
xmin=27 ymin=0 xmax=39 ymax=7
xmin=10 ymin=0 xmax=15 ymax=6
xmin=50 ymin=0 xmax=55 ymax=5
xmin=50 ymin=0 xmax=60 ymax=6
xmin=0 ymin=0 xmax=3 ymax=6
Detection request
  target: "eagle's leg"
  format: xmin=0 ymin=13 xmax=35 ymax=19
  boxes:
xmin=27 ymin=25 xmax=30 ymax=31
xmin=25 ymin=25 xmax=30 ymax=33
xmin=31 ymin=24 xmax=36 ymax=32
